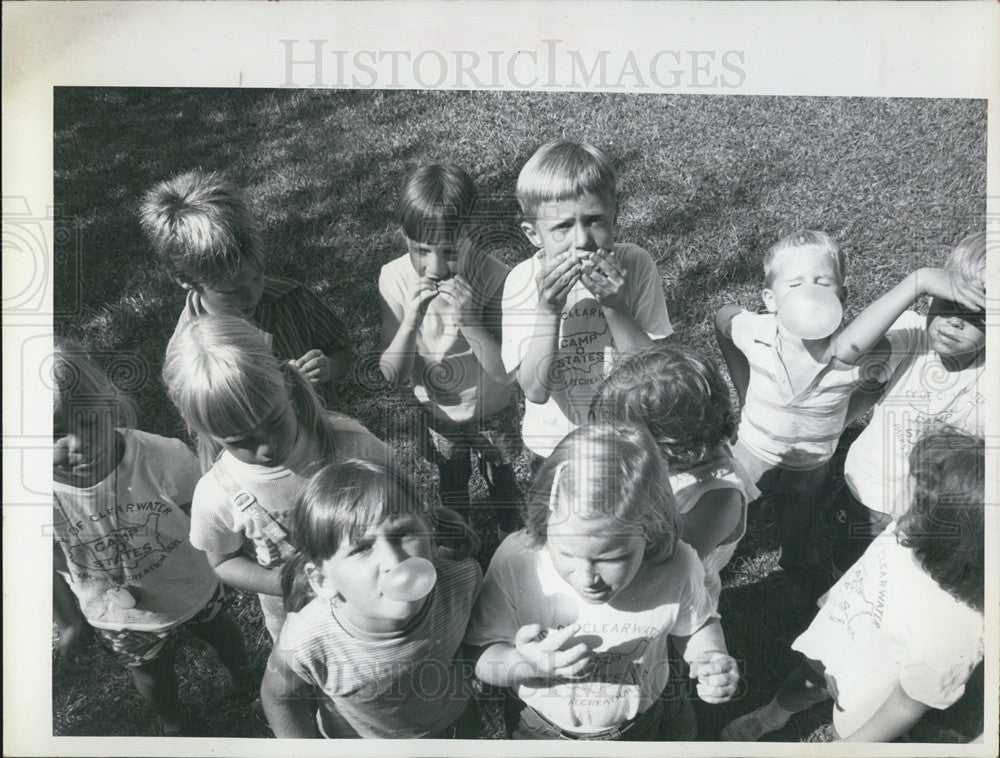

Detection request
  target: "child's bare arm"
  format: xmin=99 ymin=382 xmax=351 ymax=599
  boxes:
xmin=208 ymin=549 xmax=282 ymax=596
xmin=437 ymin=276 xmax=509 ymax=382
xmin=474 ymin=623 xmax=593 ymax=687
xmin=831 ymin=267 xmax=985 ymax=366
xmin=377 ymin=280 xmax=435 ymax=385
xmin=673 ymin=618 xmax=740 ymax=704
xmin=839 ymin=682 xmax=928 ymax=742
xmin=53 ymin=546 xmax=87 ymax=659
xmin=583 ymin=249 xmax=653 ymax=354
xmin=714 ymin=305 xmax=750 ymax=406
xmin=679 ymin=489 xmax=744 ymax=561
xmin=518 ymin=253 xmax=581 ymax=403
xmin=261 ymin=647 xmax=321 ymax=738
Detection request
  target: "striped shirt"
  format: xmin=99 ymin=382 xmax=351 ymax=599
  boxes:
xmin=278 ymin=555 xmax=482 ymax=738
xmin=173 ymin=275 xmax=349 ymax=363
xmin=732 ymin=311 xmax=862 ymax=469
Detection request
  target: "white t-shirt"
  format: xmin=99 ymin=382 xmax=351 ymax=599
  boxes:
xmin=668 ymin=447 xmax=759 ymax=607
xmin=190 ymin=415 xmax=389 ymax=563
xmin=792 ymin=524 xmax=983 ymax=738
xmin=464 ymin=532 xmax=715 ymax=734
xmin=53 ymin=429 xmax=219 ymax=632
xmin=844 ymin=310 xmax=985 ymax=517
xmin=502 ymin=243 xmax=672 ymax=456
xmin=378 ymin=253 xmax=514 ymax=424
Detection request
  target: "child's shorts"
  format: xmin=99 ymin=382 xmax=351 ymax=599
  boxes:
xmin=94 ymin=583 xmax=227 ymax=668
xmin=417 ymin=402 xmax=520 ymax=466
xmin=504 ymin=695 xmax=664 ymax=740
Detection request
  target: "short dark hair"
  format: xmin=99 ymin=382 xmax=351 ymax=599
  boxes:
xmin=591 ymin=343 xmax=736 ymax=472
xmin=283 ymin=459 xmax=477 ymax=611
xmin=396 ymin=164 xmax=477 ymax=246
xmin=896 ymin=428 xmax=984 ymax=612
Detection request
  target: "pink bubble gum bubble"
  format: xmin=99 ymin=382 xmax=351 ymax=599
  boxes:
xmin=380 ymin=557 xmax=437 ymax=602
xmin=777 ymin=284 xmax=843 ymax=340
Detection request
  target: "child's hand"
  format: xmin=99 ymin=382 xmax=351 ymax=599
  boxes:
xmin=689 ymin=651 xmax=740 ymax=704
xmin=536 ymin=252 xmax=582 ymax=314
xmin=293 ymin=349 xmax=332 ymax=384
xmin=915 ymin=267 xmax=985 ymax=312
xmin=580 ymin=248 xmax=627 ymax=310
xmin=436 ymin=275 xmax=478 ymax=328
xmin=514 ymin=622 xmax=594 ymax=681
xmin=402 ymin=276 xmax=440 ymax=326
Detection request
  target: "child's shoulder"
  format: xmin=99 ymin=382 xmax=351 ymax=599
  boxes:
xmin=325 ymin=412 xmax=391 ymax=461
xmin=434 ymin=552 xmax=483 ymax=594
xmin=728 ymin=309 xmax=774 ymax=341
xmin=380 ymin=253 xmax=414 ymax=278
xmin=261 ymin=274 xmax=304 ymax=300
xmin=612 ymin=241 xmax=649 ymax=258
xmin=124 ymin=428 xmax=195 ymax=461
xmin=488 ymin=530 xmax=538 ymax=569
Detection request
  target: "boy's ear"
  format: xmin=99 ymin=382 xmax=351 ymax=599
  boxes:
xmin=304 ymin=561 xmax=338 ymax=600
xmin=520 ymin=221 xmax=543 ymax=250
xmin=761 ymin=288 xmax=777 ymax=313
xmin=175 ymin=277 xmax=197 ymax=293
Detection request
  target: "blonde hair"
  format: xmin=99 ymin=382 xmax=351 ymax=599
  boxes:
xmin=943 ymin=231 xmax=986 ymax=286
xmin=140 ymin=170 xmax=264 ymax=289
xmin=525 ymin=423 xmax=679 ymax=564
xmin=516 ymin=140 xmax=617 ymax=219
xmin=162 ymin=316 xmax=341 ymax=471
xmin=53 ymin=338 xmax=137 ymax=431
xmin=763 ymin=230 xmax=845 ymax=289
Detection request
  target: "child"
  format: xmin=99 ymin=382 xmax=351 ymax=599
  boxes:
xmin=722 ymin=429 xmax=985 ymax=742
xmin=261 ymin=459 xmax=483 ymax=738
xmin=591 ymin=343 xmax=759 ymax=606
xmin=52 ymin=340 xmax=251 ymax=736
xmin=466 ymin=423 xmax=740 ymax=740
xmin=714 ymin=230 xmax=984 ymax=585
xmin=832 ymin=232 xmax=987 ymax=571
xmin=378 ymin=164 xmax=519 ymax=524
xmin=141 ymin=170 xmax=352 ymax=386
xmin=502 ymin=140 xmax=672 ymax=461
xmin=162 ymin=315 xmax=388 ymax=641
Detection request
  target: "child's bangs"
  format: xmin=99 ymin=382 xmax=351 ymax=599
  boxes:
xmin=186 ymin=371 xmax=276 ymax=439
xmin=344 ymin=477 xmax=429 ymax=545
xmin=400 ymin=203 xmax=463 ymax=246
xmin=301 ymin=464 xmax=430 ymax=560
xmin=517 ymin=141 xmax=616 ymax=217
xmin=524 ymin=166 xmax=611 ymax=216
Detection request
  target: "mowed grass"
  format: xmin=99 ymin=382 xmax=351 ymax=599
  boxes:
xmin=52 ymin=88 xmax=986 ymax=741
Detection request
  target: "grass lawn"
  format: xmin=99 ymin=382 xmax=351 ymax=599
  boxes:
xmin=52 ymin=88 xmax=986 ymax=742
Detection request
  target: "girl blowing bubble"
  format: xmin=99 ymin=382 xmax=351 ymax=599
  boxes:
xmin=465 ymin=423 xmax=740 ymax=740
xmin=52 ymin=340 xmax=250 ymax=735
xmin=261 ymin=459 xmax=482 ymax=738
xmin=162 ymin=316 xmax=388 ymax=641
